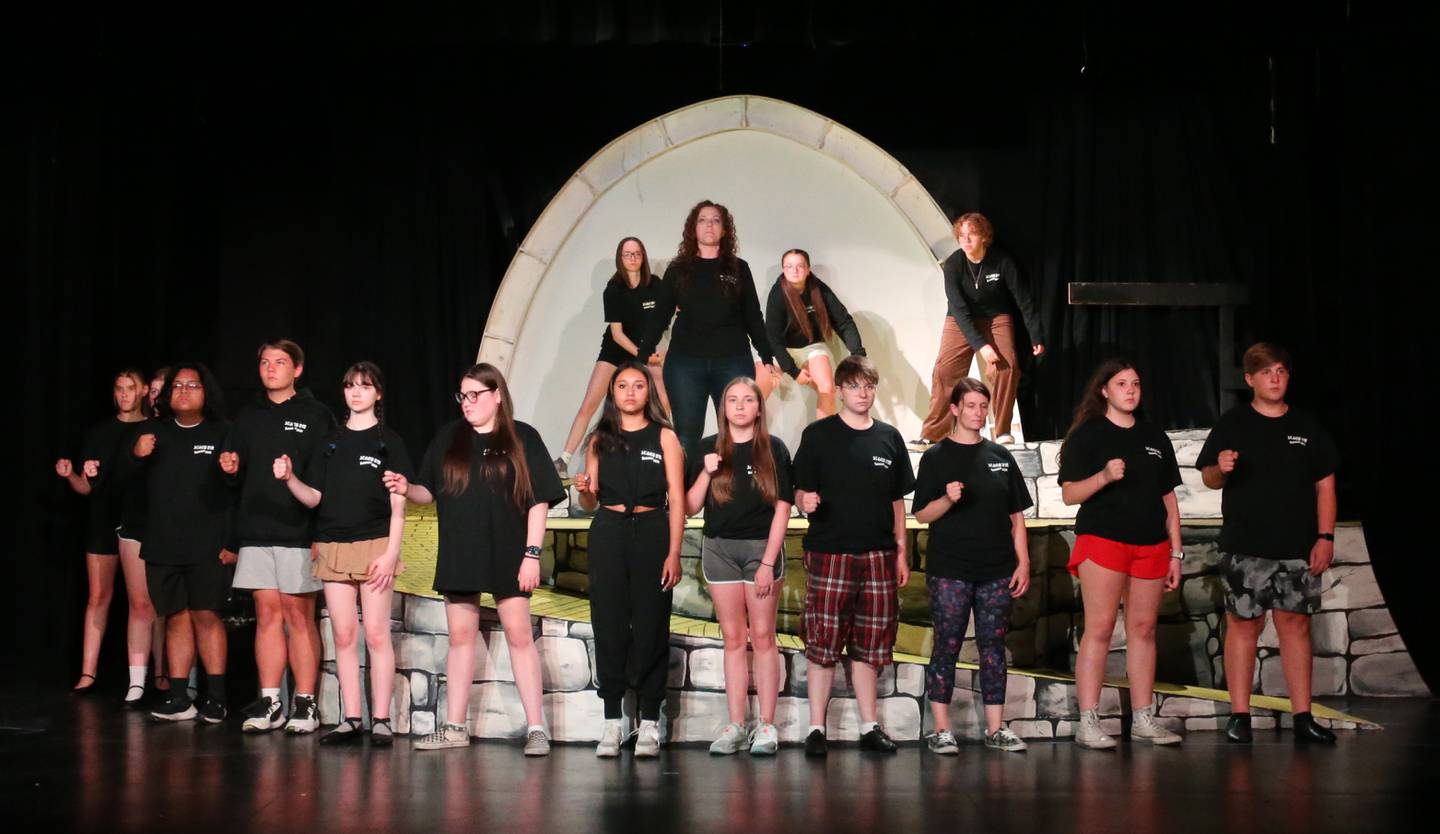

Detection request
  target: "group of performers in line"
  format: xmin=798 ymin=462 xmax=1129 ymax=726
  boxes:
xmin=55 ymin=201 xmax=1341 ymax=756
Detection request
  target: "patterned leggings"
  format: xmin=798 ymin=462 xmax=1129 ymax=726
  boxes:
xmin=926 ymin=575 xmax=1012 ymax=705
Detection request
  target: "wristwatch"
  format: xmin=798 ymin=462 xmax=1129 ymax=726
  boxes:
xmin=1317 ymin=533 xmax=1335 ymax=542
xmin=1170 ymin=549 xmax=1185 ymax=561
xmin=524 ymin=545 xmax=543 ymax=560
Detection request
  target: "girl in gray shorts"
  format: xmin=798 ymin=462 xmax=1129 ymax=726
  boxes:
xmin=683 ymin=378 xmax=794 ymax=756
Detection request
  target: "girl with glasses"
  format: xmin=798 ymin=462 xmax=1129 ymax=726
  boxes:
xmin=764 ymin=249 xmax=867 ymax=420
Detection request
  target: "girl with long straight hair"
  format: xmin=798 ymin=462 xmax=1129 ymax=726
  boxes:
xmin=683 ymin=377 xmax=792 ymax=755
xmin=385 ymin=363 xmax=566 ymax=755
xmin=573 ymin=361 xmax=686 ymax=759
xmin=1058 ymin=359 xmax=1184 ymax=749
xmin=273 ymin=362 xmax=412 ymax=746
xmin=56 ymin=368 xmax=158 ymax=702
xmin=763 ymin=249 xmax=867 ymax=420
xmin=555 ymin=236 xmax=672 ymax=478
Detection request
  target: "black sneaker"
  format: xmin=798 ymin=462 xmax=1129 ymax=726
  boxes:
xmin=1225 ymin=714 xmax=1252 ymax=744
xmin=1293 ymin=712 xmax=1337 ymax=745
xmin=804 ymin=729 xmax=828 ymax=757
xmin=195 ymin=696 xmax=227 ymax=725
xmin=859 ymin=726 xmax=898 ymax=753
xmin=241 ymin=696 xmax=285 ymax=733
xmin=149 ymin=692 xmax=197 ymax=723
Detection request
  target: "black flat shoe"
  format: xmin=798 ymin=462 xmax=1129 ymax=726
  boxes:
xmin=1225 ymin=714 xmax=1252 ymax=744
xmin=71 ymin=674 xmax=98 ymax=696
xmin=804 ymin=729 xmax=828 ymax=757
xmin=1293 ymin=712 xmax=1337 ymax=745
xmin=369 ymin=718 xmax=395 ymax=748
xmin=319 ymin=718 xmax=367 ymax=746
xmin=859 ymin=726 xmax=898 ymax=753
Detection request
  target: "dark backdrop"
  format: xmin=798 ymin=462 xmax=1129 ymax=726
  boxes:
xmin=11 ymin=4 xmax=1433 ymax=689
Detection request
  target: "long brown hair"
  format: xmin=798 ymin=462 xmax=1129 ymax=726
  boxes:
xmin=674 ymin=200 xmax=739 ymax=294
xmin=608 ymin=236 xmax=652 ymax=290
xmin=778 ymin=249 xmax=832 ymax=343
xmin=709 ymin=377 xmax=778 ymax=506
xmin=441 ymin=363 xmax=534 ymax=511
xmin=1058 ymin=358 xmax=1137 ymax=466
xmin=589 ymin=361 xmax=674 ymax=456
xmin=115 ymin=367 xmax=150 ymax=417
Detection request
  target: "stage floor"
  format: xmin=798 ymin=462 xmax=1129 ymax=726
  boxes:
xmin=2 ymin=686 xmax=1435 ymax=833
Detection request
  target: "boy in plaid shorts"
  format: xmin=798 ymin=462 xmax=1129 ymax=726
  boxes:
xmin=792 ymin=356 xmax=915 ymax=755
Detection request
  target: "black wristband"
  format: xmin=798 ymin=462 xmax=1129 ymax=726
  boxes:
xmin=1317 ymin=532 xmax=1335 ymax=542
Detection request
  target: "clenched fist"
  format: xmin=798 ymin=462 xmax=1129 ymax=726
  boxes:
xmin=1217 ymin=450 xmax=1239 ymax=474
xmin=273 ymin=454 xmax=293 ymax=481
xmin=945 ymin=481 xmax=964 ymax=502
xmin=1100 ymin=458 xmax=1126 ymax=485
xmin=703 ymin=453 xmax=721 ymax=475
xmin=55 ymin=458 xmax=74 ymax=478
xmin=219 ymin=451 xmax=240 ymax=475
xmin=134 ymin=434 xmax=157 ymax=458
xmin=798 ymin=490 xmax=821 ymax=514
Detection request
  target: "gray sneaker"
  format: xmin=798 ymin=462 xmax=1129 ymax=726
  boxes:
xmin=553 ymin=457 xmax=569 ymax=480
xmin=414 ymin=722 xmax=470 ymax=750
xmin=1075 ymin=708 xmax=1117 ymax=750
xmin=749 ymin=723 xmax=779 ymax=756
xmin=1130 ymin=705 xmax=1182 ymax=746
xmin=984 ymin=726 xmax=1028 ymax=752
xmin=709 ymin=722 xmax=748 ymax=755
xmin=634 ymin=721 xmax=661 ymax=758
xmin=523 ymin=728 xmax=551 ymax=756
xmin=596 ymin=720 xmax=623 ymax=758
xmin=926 ymin=729 xmax=960 ymax=755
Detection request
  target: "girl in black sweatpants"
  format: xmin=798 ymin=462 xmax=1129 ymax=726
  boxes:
xmin=574 ymin=361 xmax=685 ymax=758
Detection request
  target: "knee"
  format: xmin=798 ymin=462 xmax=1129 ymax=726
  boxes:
xmin=364 ymin=622 xmax=392 ymax=651
xmin=281 ymin=604 xmax=316 ymax=631
xmin=331 ymin=620 xmax=359 ymax=650
xmin=1082 ymin=615 xmax=1118 ymax=644
xmin=88 ymin=587 xmax=114 ymax=608
xmin=749 ymin=625 xmax=777 ymax=653
xmin=129 ymin=598 xmax=156 ymax=621
xmin=503 ymin=625 xmax=535 ymax=652
xmin=447 ymin=626 xmax=477 ymax=650
xmin=719 ymin=622 xmax=749 ymax=651
xmin=1126 ymin=617 xmax=1157 ymax=642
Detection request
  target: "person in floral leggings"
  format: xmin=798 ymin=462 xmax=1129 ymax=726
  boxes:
xmin=912 ymin=378 xmax=1034 ymax=754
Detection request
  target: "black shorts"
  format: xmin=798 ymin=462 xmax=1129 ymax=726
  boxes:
xmin=85 ymin=524 xmax=120 ymax=556
xmin=146 ymin=560 xmax=233 ymax=616
xmin=596 ymin=341 xmax=634 ymax=367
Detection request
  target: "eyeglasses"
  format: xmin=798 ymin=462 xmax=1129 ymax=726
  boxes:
xmin=841 ymin=383 xmax=877 ymax=393
xmin=620 ymin=251 xmax=644 ymax=259
xmin=455 ymin=388 xmax=495 ymax=404
xmin=172 ymin=382 xmax=203 ymax=392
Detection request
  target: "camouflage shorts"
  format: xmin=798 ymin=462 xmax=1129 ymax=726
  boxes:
xmin=1220 ymin=552 xmax=1321 ymax=619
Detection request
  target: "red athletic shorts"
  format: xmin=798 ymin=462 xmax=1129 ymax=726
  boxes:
xmin=1067 ymin=534 xmax=1170 ymax=580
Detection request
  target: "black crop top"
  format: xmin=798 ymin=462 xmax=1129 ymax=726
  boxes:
xmin=596 ymin=422 xmax=670 ymax=510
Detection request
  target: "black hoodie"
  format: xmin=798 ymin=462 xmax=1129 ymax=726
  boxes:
xmin=222 ymin=389 xmax=337 ymax=547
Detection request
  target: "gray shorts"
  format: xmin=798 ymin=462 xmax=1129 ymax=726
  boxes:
xmin=1220 ymin=552 xmax=1321 ymax=619
xmin=702 ymin=537 xmax=784 ymax=585
xmin=232 ymin=545 xmax=324 ymax=594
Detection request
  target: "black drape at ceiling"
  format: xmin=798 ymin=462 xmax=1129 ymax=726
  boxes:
xmin=11 ymin=6 xmax=1434 ymax=688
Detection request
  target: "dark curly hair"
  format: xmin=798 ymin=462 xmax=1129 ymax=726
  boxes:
xmin=674 ymin=200 xmax=739 ymax=295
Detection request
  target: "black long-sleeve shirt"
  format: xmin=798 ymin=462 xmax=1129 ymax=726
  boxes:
xmin=940 ymin=248 xmax=1044 ymax=350
xmin=652 ymin=256 xmax=772 ymax=364
xmin=763 ymin=276 xmax=867 ymax=378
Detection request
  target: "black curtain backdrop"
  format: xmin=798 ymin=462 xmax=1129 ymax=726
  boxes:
xmin=11 ymin=4 xmax=1433 ymax=689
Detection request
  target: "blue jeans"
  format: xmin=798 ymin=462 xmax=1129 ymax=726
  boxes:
xmin=662 ymin=351 xmax=756 ymax=456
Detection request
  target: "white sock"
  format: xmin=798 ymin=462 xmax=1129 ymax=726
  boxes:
xmin=127 ymin=666 xmax=146 ymax=688
xmin=639 ymin=719 xmax=657 ymax=731
xmin=605 ymin=718 xmax=622 ymax=730
xmin=808 ymin=724 xmax=826 ymax=736
xmin=860 ymin=721 xmax=878 ymax=734
xmin=262 ymin=687 xmax=281 ymax=703
xmin=559 ymin=450 xmax=573 ymax=464
xmin=527 ymin=724 xmax=547 ymax=736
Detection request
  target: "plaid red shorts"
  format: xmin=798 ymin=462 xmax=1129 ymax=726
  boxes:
xmin=801 ymin=549 xmax=899 ymax=668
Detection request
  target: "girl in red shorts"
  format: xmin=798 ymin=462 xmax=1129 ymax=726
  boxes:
xmin=1058 ymin=359 xmax=1183 ymax=749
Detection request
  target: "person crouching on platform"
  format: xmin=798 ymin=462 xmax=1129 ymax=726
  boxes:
xmin=764 ymin=248 xmax=867 ymax=421
xmin=1198 ymin=343 xmax=1338 ymax=745
xmin=918 ymin=213 xmax=1045 ymax=447
xmin=792 ymin=355 xmax=915 ymax=756
xmin=136 ymin=364 xmax=237 ymax=724
xmin=385 ymin=363 xmax=566 ymax=755
xmin=1058 ymin=359 xmax=1184 ymax=749
xmin=273 ymin=362 xmax=413 ymax=747
xmin=913 ymin=378 xmax=1033 ymax=755
xmin=684 ymin=378 xmax=794 ymax=755
xmin=574 ymin=362 xmax=686 ymax=759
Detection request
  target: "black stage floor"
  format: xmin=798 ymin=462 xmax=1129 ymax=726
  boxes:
xmin=2 ymin=685 xmax=1436 ymax=834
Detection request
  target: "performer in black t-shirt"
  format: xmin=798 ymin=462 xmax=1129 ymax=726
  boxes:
xmin=913 ymin=378 xmax=1033 ymax=755
xmin=792 ymin=356 xmax=915 ymax=756
xmin=1197 ymin=343 xmax=1339 ymax=745
xmin=273 ymin=362 xmax=412 ymax=746
xmin=1058 ymin=359 xmax=1184 ymax=749
xmin=683 ymin=377 xmax=793 ymax=756
xmin=55 ymin=368 xmax=157 ymax=701
xmin=385 ymin=363 xmax=565 ymax=755
xmin=653 ymin=201 xmax=776 ymax=456
xmin=763 ymin=249 xmax=867 ymax=421
xmin=574 ymin=362 xmax=685 ymax=759
xmin=555 ymin=237 xmax=672 ymax=478
xmin=918 ymin=213 xmax=1044 ymax=446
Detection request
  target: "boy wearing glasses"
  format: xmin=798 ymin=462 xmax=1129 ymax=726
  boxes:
xmin=792 ymin=355 xmax=915 ymax=755
xmin=221 ymin=340 xmax=337 ymax=734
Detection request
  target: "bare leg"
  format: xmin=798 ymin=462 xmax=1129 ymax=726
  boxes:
xmin=1074 ymin=561 xmax=1127 ymax=710
xmin=711 ymin=583 xmax=751 ymax=724
xmin=252 ymin=590 xmax=287 ymax=689
xmin=562 ymin=362 xmax=617 ymax=458
xmin=323 ymin=582 xmax=363 ymax=717
xmin=807 ymin=354 xmax=836 ymax=419
xmin=118 ymin=545 xmax=156 ymax=668
xmin=498 ymin=597 xmax=545 ymax=727
xmin=1123 ymin=576 xmax=1166 ymax=709
xmin=190 ymin=610 xmax=228 ymax=676
xmin=807 ymin=662 xmax=834 ymax=727
xmin=745 ymin=582 xmax=782 ymax=724
xmin=754 ymin=361 xmax=776 ymax=399
xmin=1273 ymin=611 xmax=1315 ymax=713
xmin=280 ymin=592 xmax=320 ymax=694
xmin=1224 ymin=613 xmax=1265 ymax=713
xmin=443 ymin=598 xmax=480 ymax=726
xmin=359 ymin=581 xmax=396 ymax=719
xmin=984 ymin=704 xmax=1004 ymax=735
xmin=76 ymin=554 xmax=118 ymax=687
xmin=850 ymin=660 xmax=880 ymax=724
xmin=165 ymin=610 xmax=196 ymax=679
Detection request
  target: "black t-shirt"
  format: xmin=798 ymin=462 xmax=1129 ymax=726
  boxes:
xmin=140 ymin=419 xmax=235 ymax=565
xmin=1196 ymin=405 xmax=1338 ymax=559
xmin=223 ymin=390 xmax=337 ymax=547
xmin=792 ymin=416 xmax=915 ymax=553
xmin=914 ymin=439 xmax=1033 ymax=581
xmin=1058 ymin=418 xmax=1182 ymax=545
xmin=655 ymin=256 xmax=772 ymax=363
xmin=595 ymin=422 xmax=671 ymax=509
xmin=80 ymin=416 xmax=146 ymax=531
xmin=415 ymin=420 xmax=566 ymax=595
xmin=305 ymin=425 xmax=414 ymax=543
xmin=686 ymin=435 xmax=794 ymax=540
xmin=601 ymin=279 xmax=666 ymax=360
xmin=940 ymin=248 xmax=1045 ymax=351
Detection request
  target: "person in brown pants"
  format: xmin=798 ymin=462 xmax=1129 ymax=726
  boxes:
xmin=919 ymin=213 xmax=1045 ymax=445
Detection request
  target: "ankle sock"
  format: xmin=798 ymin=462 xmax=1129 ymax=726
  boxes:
xmin=808 ymin=724 xmax=826 ymax=736
xmin=860 ymin=721 xmax=878 ymax=734
xmin=127 ymin=666 xmax=147 ymax=688
xmin=261 ymin=687 xmax=281 ymax=705
xmin=527 ymin=724 xmax=547 ymax=736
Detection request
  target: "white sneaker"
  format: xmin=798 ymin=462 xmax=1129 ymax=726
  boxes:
xmin=984 ymin=726 xmax=1029 ymax=752
xmin=1076 ymin=708 xmax=1117 ymax=750
xmin=709 ymin=722 xmax=748 ymax=755
xmin=749 ymin=723 xmax=779 ymax=756
xmin=283 ymin=695 xmax=319 ymax=735
xmin=1130 ymin=704 xmax=1182 ymax=745
xmin=596 ymin=720 xmax=623 ymax=758
xmin=634 ymin=720 xmax=661 ymax=758
xmin=523 ymin=728 xmax=551 ymax=757
xmin=240 ymin=695 xmax=285 ymax=733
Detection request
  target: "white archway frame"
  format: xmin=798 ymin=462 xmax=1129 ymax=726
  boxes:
xmin=477 ymin=95 xmax=958 ymax=371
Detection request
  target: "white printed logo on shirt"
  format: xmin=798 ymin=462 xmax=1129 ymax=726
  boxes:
xmin=985 ymin=272 xmax=1001 ymax=283
xmin=358 ymin=455 xmax=383 ymax=469
xmin=640 ymin=449 xmax=664 ymax=465
xmin=988 ymin=461 xmax=1010 ymax=473
xmin=193 ymin=444 xmax=216 ymax=456
xmin=872 ymin=456 xmax=892 ymax=469
xmin=284 ymin=420 xmax=309 ymax=434
xmin=1287 ymin=435 xmax=1309 ymax=447
xmin=1144 ymin=446 xmax=1164 ymax=459
xmin=642 ymin=300 xmax=656 ymax=310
